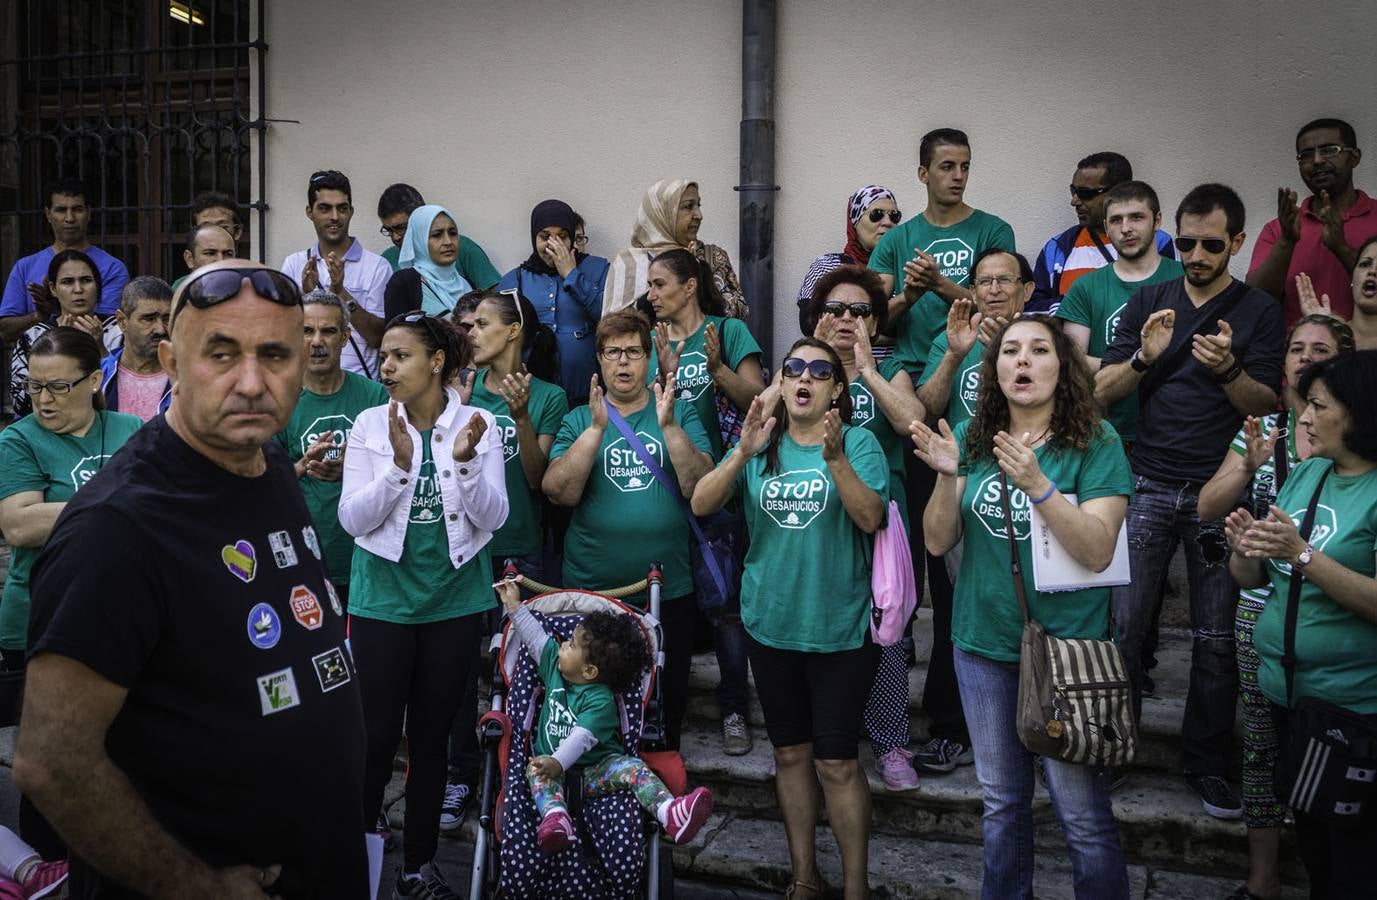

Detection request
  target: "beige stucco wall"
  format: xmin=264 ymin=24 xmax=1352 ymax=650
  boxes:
xmin=262 ymin=0 xmax=1376 ymax=360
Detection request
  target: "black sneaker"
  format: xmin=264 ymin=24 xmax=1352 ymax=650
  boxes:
xmin=1186 ymin=774 xmax=1243 ymax=820
xmin=1141 ymin=674 xmax=1156 ymax=697
xmin=438 ymin=778 xmax=471 ymax=833
xmin=393 ymin=861 xmax=460 ymax=900
xmin=912 ymin=738 xmax=974 ymax=773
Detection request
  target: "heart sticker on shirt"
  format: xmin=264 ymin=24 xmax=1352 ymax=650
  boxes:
xmin=222 ymin=540 xmax=257 ymax=583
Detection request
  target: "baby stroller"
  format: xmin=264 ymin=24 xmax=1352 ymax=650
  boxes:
xmin=469 ymin=562 xmax=681 ymax=900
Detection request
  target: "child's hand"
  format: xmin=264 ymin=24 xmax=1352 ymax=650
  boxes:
xmin=495 ymin=579 xmax=521 ymax=612
xmin=530 ymin=756 xmax=563 ymax=779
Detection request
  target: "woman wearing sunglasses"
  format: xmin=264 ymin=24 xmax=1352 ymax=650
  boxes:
xmin=9 ymin=250 xmax=122 ymax=421
xmin=338 ymin=312 xmax=508 ymax=899
xmin=797 ymin=185 xmax=901 ymax=333
xmin=499 ymin=199 xmax=609 ymax=405
xmin=912 ymin=316 xmax=1131 ymax=898
xmin=1197 ymin=313 xmax=1353 ymax=900
xmin=692 ymin=338 xmax=888 ymax=900
xmin=805 ymin=265 xmax=926 ymax=790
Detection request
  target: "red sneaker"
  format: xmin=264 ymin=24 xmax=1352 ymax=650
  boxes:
xmin=664 ymin=787 xmax=714 ymax=844
xmin=20 ymin=860 xmax=68 ymax=900
xmin=536 ymin=810 xmax=578 ymax=854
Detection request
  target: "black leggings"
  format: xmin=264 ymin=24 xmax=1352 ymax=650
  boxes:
xmin=352 ymin=612 xmax=485 ymax=872
xmin=655 ymin=594 xmax=695 ymax=751
xmin=747 ymin=633 xmax=878 ymax=759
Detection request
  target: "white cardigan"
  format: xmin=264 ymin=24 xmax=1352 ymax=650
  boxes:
xmin=339 ymin=386 xmax=508 ymax=567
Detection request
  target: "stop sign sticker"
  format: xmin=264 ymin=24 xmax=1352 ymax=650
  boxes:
xmin=290 ymin=585 xmax=323 ymax=630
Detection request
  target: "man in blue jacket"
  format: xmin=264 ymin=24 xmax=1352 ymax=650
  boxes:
xmin=100 ymin=276 xmax=172 ymax=421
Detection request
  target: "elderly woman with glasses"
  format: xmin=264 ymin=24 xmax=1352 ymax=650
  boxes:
xmin=797 ymin=185 xmax=902 ymax=334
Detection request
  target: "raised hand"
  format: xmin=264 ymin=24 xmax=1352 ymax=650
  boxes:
xmin=325 ymin=251 xmax=346 ymax=293
xmin=853 ymin=322 xmax=876 ymax=373
xmin=976 ymin=313 xmax=1009 ymax=347
xmin=812 ymin=311 xmax=839 ymax=345
xmin=903 ymin=249 xmax=938 ymax=296
xmin=737 ymin=393 xmax=777 ymax=458
xmin=653 ymin=321 xmax=683 ymax=376
xmin=704 ymin=322 xmax=724 ymax=375
xmin=1240 ymin=416 xmax=1281 ymax=474
xmin=821 ymin=408 xmax=844 ymax=462
xmin=544 ymin=234 xmax=577 ymax=278
xmin=300 ymin=433 xmax=336 ymax=480
xmin=1295 ymin=272 xmax=1333 ymax=317
xmin=452 ymin=412 xmax=489 ymax=463
xmin=653 ymin=371 xmax=679 ymax=428
xmin=455 ymin=367 xmax=475 ymax=404
xmin=1277 ymin=187 xmax=1301 ymax=244
xmin=495 ymin=579 xmax=521 ymax=613
xmin=496 ymin=371 xmax=532 ymax=419
xmin=993 ymin=430 xmax=1050 ymax=496
xmin=1224 ymin=507 xmax=1257 ymax=553
xmin=388 ymin=400 xmax=414 ymax=471
xmin=1238 ymin=506 xmax=1307 ymax=562
xmin=301 ymin=249 xmax=320 ymax=293
xmin=1192 ymin=319 xmax=1234 ymax=375
xmin=589 ymin=375 xmax=608 ymax=431
xmin=946 ymin=298 xmax=982 ymax=357
xmin=59 ymin=312 xmax=104 ymax=344
xmin=1316 ymin=190 xmax=1348 ymax=256
xmin=27 ymin=282 xmax=58 ymax=319
xmin=910 ymin=418 xmax=959 ymax=476
xmin=1139 ymin=309 xmax=1175 ymax=364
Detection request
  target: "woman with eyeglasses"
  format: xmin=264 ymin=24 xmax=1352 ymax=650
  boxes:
xmin=913 ymin=316 xmax=1131 ymax=899
xmin=797 ymin=185 xmax=901 ymax=334
xmin=499 ymin=199 xmax=610 ymax=406
xmin=9 ymin=250 xmax=122 ymax=421
xmin=381 ymin=205 xmax=474 ymax=324
xmin=338 ymin=312 xmax=508 ymax=898
xmin=804 ymin=265 xmax=926 ymax=791
xmin=0 ymin=327 xmax=141 ymax=669
xmin=1197 ymin=313 xmax=1353 ymax=900
xmin=543 ymin=311 xmax=713 ymax=750
xmin=604 ymin=179 xmax=748 ymax=320
xmin=692 ymin=338 xmax=888 ymax=900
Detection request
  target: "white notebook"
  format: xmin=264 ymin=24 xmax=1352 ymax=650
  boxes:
xmin=1029 ymin=492 xmax=1131 ymax=592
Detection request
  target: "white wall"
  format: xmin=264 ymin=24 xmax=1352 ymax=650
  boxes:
xmin=263 ymin=0 xmax=1377 ymax=360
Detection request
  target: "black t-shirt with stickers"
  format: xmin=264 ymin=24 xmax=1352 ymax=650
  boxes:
xmin=29 ymin=415 xmax=368 ymax=900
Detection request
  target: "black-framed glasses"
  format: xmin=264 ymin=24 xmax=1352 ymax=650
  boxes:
xmin=599 ymin=345 xmax=646 ymax=362
xmin=574 ymin=233 xmax=589 ymax=247
xmin=1174 ymin=236 xmax=1229 ymax=254
xmin=867 ymin=208 xmax=902 ymax=225
xmin=379 ymin=223 xmax=408 ymax=239
xmin=1296 ymin=144 xmax=1356 ymax=163
xmin=1070 ymin=185 xmax=1110 ymax=202
xmin=823 ymin=301 xmax=873 ymax=319
xmin=388 ymin=311 xmax=446 ymax=348
xmin=24 ymin=369 xmax=97 ymax=397
xmin=781 ymin=357 xmax=836 ymax=381
xmin=173 ymin=267 xmax=303 ymax=322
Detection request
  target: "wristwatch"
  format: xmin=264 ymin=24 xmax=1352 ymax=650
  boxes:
xmin=1294 ymin=543 xmax=1316 ymax=568
xmin=1130 ymin=348 xmax=1152 ymax=372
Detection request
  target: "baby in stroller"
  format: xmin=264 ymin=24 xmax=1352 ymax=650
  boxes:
xmin=497 ymin=581 xmax=714 ymax=854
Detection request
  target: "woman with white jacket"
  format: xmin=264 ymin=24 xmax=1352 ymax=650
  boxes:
xmin=339 ymin=311 xmax=507 ymax=899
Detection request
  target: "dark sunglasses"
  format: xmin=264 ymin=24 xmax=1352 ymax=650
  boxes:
xmin=1174 ymin=236 xmax=1229 ymax=254
xmin=867 ymin=208 xmax=902 ymax=225
xmin=1069 ymin=185 xmax=1109 ymax=202
xmin=823 ymin=301 xmax=872 ymax=319
xmin=387 ymin=310 xmax=447 ymax=347
xmin=780 ymin=357 xmax=836 ymax=381
xmin=173 ymin=266 xmax=302 ymax=321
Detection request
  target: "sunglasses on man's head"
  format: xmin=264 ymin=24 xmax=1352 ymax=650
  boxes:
xmin=822 ymin=301 xmax=872 ymax=319
xmin=1070 ymin=185 xmax=1110 ymax=202
xmin=1174 ymin=236 xmax=1229 ymax=254
xmin=780 ymin=357 xmax=836 ymax=381
xmin=173 ymin=267 xmax=302 ymax=322
xmin=867 ymin=208 xmax=902 ymax=225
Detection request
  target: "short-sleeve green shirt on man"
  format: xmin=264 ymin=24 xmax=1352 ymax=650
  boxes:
xmin=550 ymin=398 xmax=712 ymax=600
xmin=868 ymin=209 xmax=1016 ymax=378
xmin=647 ymin=315 xmax=762 ymax=460
xmin=382 ymin=237 xmax=502 ymax=290
xmin=469 ymin=370 xmax=569 ymax=557
xmin=1056 ymin=258 xmax=1183 ymax=440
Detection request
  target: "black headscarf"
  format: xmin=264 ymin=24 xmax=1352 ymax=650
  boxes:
xmin=520 ymin=199 xmax=587 ymax=276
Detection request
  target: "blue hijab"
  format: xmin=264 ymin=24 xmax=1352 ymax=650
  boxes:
xmin=398 ymin=204 xmax=473 ymax=315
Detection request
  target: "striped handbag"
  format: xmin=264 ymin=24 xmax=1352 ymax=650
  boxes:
xmin=999 ymin=473 xmax=1138 ymax=767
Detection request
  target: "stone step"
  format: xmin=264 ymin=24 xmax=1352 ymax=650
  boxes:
xmin=686 ymin=613 xmax=1216 ymax=773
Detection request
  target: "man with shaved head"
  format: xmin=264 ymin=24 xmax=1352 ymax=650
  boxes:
xmin=172 ymin=223 xmax=237 ymax=292
xmin=15 ymin=260 xmax=369 ymax=899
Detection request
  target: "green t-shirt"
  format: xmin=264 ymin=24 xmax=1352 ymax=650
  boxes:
xmin=647 ymin=315 xmax=762 ymax=460
xmin=1055 ymin=258 xmax=1184 ymax=440
xmin=468 ymin=369 xmax=569 ymax=556
xmin=730 ymin=426 xmax=888 ymax=652
xmin=381 ymin=237 xmax=502 ymax=290
xmin=850 ymin=357 xmax=910 ymax=525
xmin=0 ymin=411 xmax=143 ymax=649
xmin=951 ymin=419 xmax=1132 ymax=662
xmin=550 ymin=398 xmax=711 ymax=600
xmin=532 ymin=639 xmax=623 ymax=767
xmin=918 ymin=332 xmax=987 ymax=432
xmin=1255 ymin=459 xmax=1377 ymax=714
xmin=868 ymin=209 xmax=1016 ymax=377
xmin=274 ymin=372 xmax=388 ymax=585
xmin=348 ymin=431 xmax=494 ymax=624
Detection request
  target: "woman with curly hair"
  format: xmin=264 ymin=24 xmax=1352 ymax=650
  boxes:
xmin=912 ymin=316 xmax=1132 ymax=899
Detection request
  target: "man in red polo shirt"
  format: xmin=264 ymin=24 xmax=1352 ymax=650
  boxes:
xmin=1248 ymin=117 xmax=1376 ymax=327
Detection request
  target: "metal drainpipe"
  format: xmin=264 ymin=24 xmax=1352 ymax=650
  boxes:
xmin=736 ymin=0 xmax=778 ymax=366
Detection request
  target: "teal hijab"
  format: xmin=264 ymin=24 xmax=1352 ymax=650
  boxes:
xmin=398 ymin=204 xmax=473 ymax=315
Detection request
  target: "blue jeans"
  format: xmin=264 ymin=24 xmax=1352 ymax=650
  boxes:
xmin=1112 ymin=474 xmax=1237 ymax=774
xmin=955 ymin=648 xmax=1129 ymax=900
xmin=711 ymin=605 xmax=750 ymax=718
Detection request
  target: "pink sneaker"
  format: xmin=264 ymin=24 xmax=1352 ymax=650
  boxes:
xmin=536 ymin=810 xmax=578 ymax=854
xmin=663 ymin=787 xmax=714 ymax=844
xmin=19 ymin=860 xmax=68 ymax=900
xmin=878 ymin=748 xmax=920 ymax=791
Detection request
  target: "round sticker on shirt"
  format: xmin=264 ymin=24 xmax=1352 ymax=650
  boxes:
xmin=246 ymin=602 xmax=282 ymax=650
